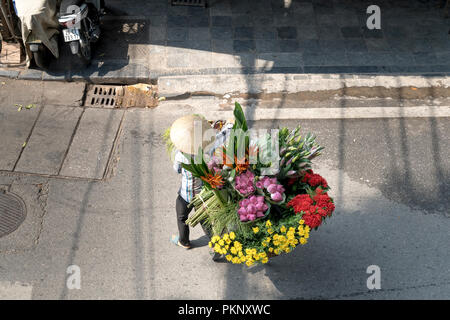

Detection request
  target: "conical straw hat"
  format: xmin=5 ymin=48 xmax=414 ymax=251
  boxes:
xmin=170 ymin=114 xmax=215 ymax=155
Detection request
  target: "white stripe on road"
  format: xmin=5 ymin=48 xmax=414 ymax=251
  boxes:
xmin=0 ymin=281 xmax=33 ymax=300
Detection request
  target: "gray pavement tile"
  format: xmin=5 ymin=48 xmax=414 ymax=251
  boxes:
xmin=42 ymin=82 xmax=85 ymax=107
xmin=189 ymin=40 xmax=212 ymax=52
xmin=188 ymin=27 xmax=211 ymax=41
xmin=341 ymin=26 xmax=363 ymax=38
xmin=298 ymin=39 xmax=320 ymax=53
xmin=167 ymin=15 xmax=189 ymax=27
xmin=233 ymin=40 xmax=256 ymax=53
xmin=167 ymin=54 xmax=190 ymax=68
xmin=319 ymin=39 xmax=347 ymax=52
xmin=211 ymin=27 xmax=233 ymax=40
xmin=413 ymin=52 xmax=438 ymax=65
xmin=258 ymin=52 xmax=303 ymax=67
xmin=168 ymin=5 xmax=189 ymax=16
xmin=167 ymin=27 xmax=188 ymax=41
xmin=303 ymin=52 xmax=348 ymax=66
xmin=363 ymin=28 xmax=384 ymax=39
xmin=211 ymin=39 xmax=234 ymax=53
xmin=252 ymin=15 xmax=274 ymax=28
xmin=297 ymin=25 xmax=319 ymax=39
xmin=212 ymin=16 xmax=232 ymax=27
xmin=0 ymin=69 xmax=19 ymax=79
xmin=232 ymin=15 xmax=254 ymax=27
xmin=313 ymin=2 xmax=335 ymax=15
xmin=0 ymin=104 xmax=41 ymax=171
xmin=188 ymin=14 xmax=210 ymax=28
xmin=365 ymin=38 xmax=391 ymax=52
xmin=234 ymin=27 xmax=254 ymax=39
xmin=391 ymin=53 xmax=417 ymax=66
xmin=210 ymin=1 xmax=232 ymax=16
xmin=59 ymin=108 xmax=124 ymax=180
xmin=277 ymin=26 xmax=298 ymax=39
xmin=149 ymin=27 xmax=166 ymax=41
xmin=149 ymin=41 xmax=167 ymax=54
xmin=279 ymin=40 xmax=299 ymax=52
xmin=17 ymin=69 xmax=43 ymax=81
xmin=273 ymin=12 xmax=298 ymax=27
xmin=149 ymin=15 xmax=167 ymax=27
xmin=189 ymin=52 xmax=212 ymax=69
xmin=318 ymin=24 xmax=342 ymax=40
xmin=187 ymin=6 xmax=209 ymax=16
xmin=15 ymin=106 xmax=83 ymax=175
xmin=254 ymin=26 xmax=278 ymax=40
xmin=344 ymin=39 xmax=368 ymax=52
xmin=255 ymin=40 xmax=281 ymax=53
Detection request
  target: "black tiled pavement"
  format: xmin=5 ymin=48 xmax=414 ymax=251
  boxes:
xmin=7 ymin=0 xmax=449 ymax=81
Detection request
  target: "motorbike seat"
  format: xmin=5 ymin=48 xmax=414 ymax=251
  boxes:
xmin=60 ymin=0 xmax=84 ymax=15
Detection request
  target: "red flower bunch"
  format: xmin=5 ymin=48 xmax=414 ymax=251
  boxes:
xmin=287 ymin=187 xmax=335 ymax=229
xmin=302 ymin=170 xmax=328 ymax=188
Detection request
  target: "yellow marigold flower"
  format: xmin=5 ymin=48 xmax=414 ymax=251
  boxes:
xmin=273 ymin=234 xmax=279 ymax=240
xmin=240 ymin=256 xmax=246 ymax=262
xmin=274 ymin=248 xmax=281 ymax=255
xmin=266 ymin=237 xmax=271 ymax=242
xmin=267 ymin=228 xmax=274 ymax=234
xmin=284 ymin=247 xmax=291 ymax=253
xmin=232 ymin=257 xmax=240 ymax=264
xmin=300 ymin=237 xmax=307 ymax=245
xmin=226 ymin=255 xmax=232 ymax=261
xmin=305 ymin=226 xmax=310 ymax=232
xmin=246 ymin=260 xmax=254 ymax=267
xmin=280 ymin=225 xmax=287 ymax=233
xmin=214 ymin=244 xmax=221 ymax=252
xmin=299 ymin=219 xmax=305 ymax=225
xmin=238 ymin=251 xmax=243 ymax=257
xmin=262 ymin=242 xmax=267 ymax=247
xmin=229 ymin=232 xmax=236 ymax=240
xmin=208 ymin=242 xmax=212 ymax=248
xmin=230 ymin=247 xmax=237 ymax=255
xmin=251 ymin=248 xmax=257 ymax=255
xmin=304 ymin=233 xmax=309 ymax=239
xmin=212 ymin=236 xmax=220 ymax=243
xmin=262 ymin=257 xmax=269 ymax=264
xmin=253 ymin=227 xmax=259 ymax=234
xmin=219 ymin=239 xmax=225 ymax=246
xmin=225 ymin=244 xmax=229 ymax=250
xmin=268 ymin=247 xmax=274 ymax=253
xmin=289 ymin=227 xmax=296 ymax=233
xmin=245 ymin=249 xmax=252 ymax=255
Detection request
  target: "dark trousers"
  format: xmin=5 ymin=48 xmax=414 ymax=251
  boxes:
xmin=176 ymin=195 xmax=213 ymax=246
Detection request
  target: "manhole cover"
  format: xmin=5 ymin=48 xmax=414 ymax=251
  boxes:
xmin=85 ymin=85 xmax=120 ymax=108
xmin=0 ymin=192 xmax=27 ymax=238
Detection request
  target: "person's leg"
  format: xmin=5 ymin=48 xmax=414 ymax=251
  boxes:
xmin=176 ymin=195 xmax=192 ymax=247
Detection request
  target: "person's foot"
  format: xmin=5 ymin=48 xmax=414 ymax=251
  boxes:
xmin=170 ymin=235 xmax=191 ymax=249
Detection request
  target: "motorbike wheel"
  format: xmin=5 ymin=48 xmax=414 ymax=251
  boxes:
xmin=77 ymin=36 xmax=92 ymax=66
xmin=32 ymin=44 xmax=51 ymax=70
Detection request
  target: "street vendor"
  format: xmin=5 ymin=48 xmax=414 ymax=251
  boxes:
xmin=170 ymin=115 xmax=233 ymax=260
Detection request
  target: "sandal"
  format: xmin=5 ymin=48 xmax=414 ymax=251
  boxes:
xmin=170 ymin=235 xmax=192 ymax=249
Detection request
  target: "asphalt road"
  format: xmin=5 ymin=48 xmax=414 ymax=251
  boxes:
xmin=0 ymin=91 xmax=449 ymax=299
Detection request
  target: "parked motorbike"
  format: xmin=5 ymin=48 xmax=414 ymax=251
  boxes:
xmin=58 ymin=0 xmax=103 ymax=65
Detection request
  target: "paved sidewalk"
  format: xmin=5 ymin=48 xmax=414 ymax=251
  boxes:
xmin=1 ymin=0 xmax=449 ymax=82
xmin=0 ymin=80 xmax=124 ymax=180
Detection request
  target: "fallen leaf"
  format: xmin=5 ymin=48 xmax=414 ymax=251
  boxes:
xmin=22 ymin=142 xmax=27 ymax=148
xmin=411 ymin=87 xmax=417 ymax=90
xmin=25 ymin=104 xmax=36 ymax=109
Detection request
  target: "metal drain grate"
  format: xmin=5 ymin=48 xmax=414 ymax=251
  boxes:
xmin=171 ymin=0 xmax=207 ymax=7
xmin=84 ymin=85 xmax=121 ymax=108
xmin=0 ymin=192 xmax=26 ymax=238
